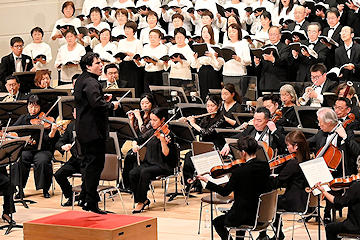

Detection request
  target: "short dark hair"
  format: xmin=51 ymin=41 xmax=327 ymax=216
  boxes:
xmin=104 ymin=63 xmax=119 ymax=74
xmin=5 ymin=75 xmax=20 ymax=84
xmin=310 ymin=63 xmax=327 ymax=74
xmin=31 ymin=27 xmax=44 ymax=37
xmin=228 ymin=23 xmax=242 ymax=40
xmin=172 ymin=13 xmax=184 ymax=21
xmin=115 ymin=8 xmax=128 ymax=18
xmin=10 ymin=37 xmax=23 ymax=47
xmin=262 ymin=94 xmax=280 ymax=106
xmin=201 ymin=10 xmax=214 ymax=19
xmin=237 ymin=136 xmax=260 ymax=155
xmin=64 ymin=29 xmax=77 ymax=37
xmin=255 ymin=107 xmax=271 ymax=119
xmin=89 ymin=7 xmax=102 ymax=19
xmin=326 ymin=7 xmax=340 ymax=18
xmin=27 ymin=94 xmax=41 ymax=106
xmin=307 ymin=22 xmax=322 ymax=31
xmin=99 ymin=28 xmax=111 ymax=37
xmin=150 ymin=107 xmax=168 ymax=121
xmin=124 ymin=21 xmax=137 ymax=33
xmin=336 ymin=97 xmax=352 ymax=108
xmin=206 ymin=95 xmax=222 ymax=106
xmin=174 ymin=27 xmax=187 ymax=37
xmin=149 ymin=29 xmax=163 ymax=38
xmin=80 ymin=52 xmax=100 ymax=71
xmin=62 ymin=1 xmax=75 ymax=16
xmin=146 ymin=10 xmax=158 ymax=21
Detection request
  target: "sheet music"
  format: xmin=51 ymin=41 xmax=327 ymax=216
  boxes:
xmin=300 ymin=157 xmax=333 ymax=195
xmin=191 ymin=151 xmax=229 ymax=188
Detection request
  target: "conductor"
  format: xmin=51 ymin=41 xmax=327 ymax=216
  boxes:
xmin=74 ymin=52 xmax=119 ymax=214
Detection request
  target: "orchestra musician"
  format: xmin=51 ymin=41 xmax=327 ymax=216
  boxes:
xmin=34 ymin=70 xmax=53 ymax=89
xmin=0 ymin=37 xmax=35 ymax=91
xmin=197 ymin=136 xmax=270 ymax=240
xmin=54 ymin=108 xmax=82 ymax=207
xmin=130 ymin=107 xmax=177 ymax=213
xmin=74 ymin=52 xmax=119 ymax=214
xmin=101 ymin=63 xmax=125 ymax=89
xmin=335 ymin=83 xmax=360 ymax=121
xmin=307 ymin=107 xmax=360 ymax=222
xmin=1 ymin=75 xmax=27 ymax=102
xmin=315 ymin=181 xmax=360 ymax=240
xmin=277 ymin=84 xmax=299 ymax=127
xmin=122 ymin=93 xmax=156 ymax=191
xmin=334 ymin=97 xmax=360 ymax=130
xmin=262 ymin=94 xmax=280 ymax=117
xmin=220 ymin=83 xmax=243 ymax=128
xmin=258 ymin=130 xmax=309 ymax=240
xmin=11 ymin=95 xmax=60 ymax=199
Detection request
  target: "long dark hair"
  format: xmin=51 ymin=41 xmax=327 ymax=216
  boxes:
xmin=278 ymin=0 xmax=295 ymax=16
xmin=285 ymin=130 xmax=309 ymax=164
xmin=150 ymin=107 xmax=168 ymax=122
xmin=222 ymin=83 xmax=242 ymax=103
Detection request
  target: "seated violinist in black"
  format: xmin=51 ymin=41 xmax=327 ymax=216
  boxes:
xmin=11 ymin=95 xmax=60 ymax=198
xmin=129 ymin=107 xmax=177 ymax=214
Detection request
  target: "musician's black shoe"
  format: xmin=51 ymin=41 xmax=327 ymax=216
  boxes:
xmin=256 ymin=232 xmax=269 ymax=240
xmin=324 ymin=217 xmax=331 ymax=225
xmin=43 ymin=191 xmax=51 ymax=198
xmin=270 ymin=232 xmax=284 ymax=240
xmin=82 ymin=202 xmax=107 ymax=214
xmin=14 ymin=189 xmax=25 ymax=199
xmin=62 ymin=198 xmax=73 ymax=207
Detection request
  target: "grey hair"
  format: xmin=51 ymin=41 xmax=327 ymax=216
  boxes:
xmin=280 ymin=84 xmax=298 ymax=104
xmin=317 ymin=108 xmax=338 ymax=125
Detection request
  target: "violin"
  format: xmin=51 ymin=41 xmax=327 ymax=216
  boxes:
xmin=154 ymin=123 xmax=171 ymax=144
xmin=30 ymin=112 xmax=65 ymax=133
xmin=329 ymin=173 xmax=360 ymax=189
xmin=0 ymin=131 xmax=36 ymax=145
xmin=269 ymin=153 xmax=296 ymax=169
xmin=207 ymin=159 xmax=246 ymax=179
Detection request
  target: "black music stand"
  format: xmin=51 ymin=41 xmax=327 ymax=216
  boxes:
xmin=4 ymin=125 xmax=44 ymax=208
xmin=108 ymin=117 xmax=138 ymax=141
xmin=13 ymin=72 xmax=36 ymax=94
xmin=0 ymin=137 xmax=29 ymax=235
xmin=58 ymin=96 xmax=75 ymax=120
xmin=30 ymin=89 xmax=71 ymax=117
xmin=103 ymin=88 xmax=135 ymax=101
xmin=232 ymin=113 xmax=254 ymax=126
xmin=150 ymin=85 xmax=188 ymax=109
xmin=115 ymin=98 xmax=140 ymax=118
xmin=169 ymin=121 xmax=196 ymax=151
xmin=323 ymin=93 xmax=337 ymax=107
xmin=294 ymin=106 xmax=320 ymax=129
xmin=0 ymin=102 xmax=28 ymax=126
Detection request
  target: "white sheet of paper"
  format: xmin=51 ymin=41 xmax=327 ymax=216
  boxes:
xmin=300 ymin=157 xmax=334 ymax=195
xmin=191 ymin=151 xmax=229 ymax=188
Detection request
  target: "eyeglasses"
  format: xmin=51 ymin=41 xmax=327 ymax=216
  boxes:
xmin=333 ymin=105 xmax=348 ymax=111
xmin=106 ymin=72 xmax=118 ymax=75
xmin=311 ymin=74 xmax=323 ymax=81
xmin=6 ymin=83 xmax=18 ymax=88
xmin=12 ymin=45 xmax=23 ymax=49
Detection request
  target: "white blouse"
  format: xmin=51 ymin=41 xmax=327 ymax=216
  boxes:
xmin=167 ymin=44 xmax=194 ymax=80
xmin=51 ymin=17 xmax=81 ymax=46
xmin=139 ymin=43 xmax=168 ymax=72
xmin=23 ymin=42 xmax=52 ymax=70
xmin=117 ymin=38 xmax=143 ymax=61
xmin=93 ymin=42 xmax=118 ymax=62
xmin=191 ymin=43 xmax=224 ymax=71
xmin=272 ymin=4 xmax=298 ymax=26
xmin=223 ymin=40 xmax=251 ymax=76
xmin=139 ymin=26 xmax=166 ymax=44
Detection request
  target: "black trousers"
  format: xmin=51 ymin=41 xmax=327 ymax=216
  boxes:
xmin=144 ymin=70 xmax=163 ymax=94
xmin=11 ymin=150 xmax=53 ymax=192
xmin=0 ymin=168 xmax=15 ymax=215
xmin=80 ymin=138 xmax=106 ymax=206
xmin=129 ymin=162 xmax=171 ymax=203
xmin=326 ymin=222 xmax=353 ymax=240
xmin=213 ymin=215 xmax=245 ymax=240
xmin=54 ymin=156 xmax=81 ymax=199
xmin=122 ymin=150 xmax=138 ymax=189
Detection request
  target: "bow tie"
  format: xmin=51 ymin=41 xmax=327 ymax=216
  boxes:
xmin=16 ymin=57 xmax=22 ymax=60
xmin=324 ymin=131 xmax=335 ymax=136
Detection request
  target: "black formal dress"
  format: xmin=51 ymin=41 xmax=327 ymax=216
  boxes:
xmin=206 ymin=157 xmax=270 ymax=240
xmin=326 ymin=182 xmax=360 ymax=240
xmin=11 ymin=113 xmax=60 ymax=193
xmin=276 ymin=106 xmax=299 ymax=127
xmin=335 ymin=43 xmax=360 ymax=82
xmin=323 ymin=24 xmax=343 ymax=69
xmin=257 ymin=42 xmax=291 ymax=93
xmin=54 ymin=121 xmax=82 ymax=200
xmin=220 ymin=102 xmax=244 ymax=129
xmin=74 ymin=70 xmax=114 ymax=207
xmin=0 ymin=167 xmax=15 ymax=215
xmin=0 ymin=53 xmax=33 ymax=91
xmin=129 ymin=129 xmax=177 ymax=203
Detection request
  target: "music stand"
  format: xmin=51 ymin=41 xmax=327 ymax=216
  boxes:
xmin=294 ymin=106 xmax=320 ymax=129
xmin=215 ymin=128 xmax=242 ymax=139
xmin=103 ymin=88 xmax=135 ymax=101
xmin=0 ymin=102 xmax=28 ymax=126
xmin=176 ymin=103 xmax=206 ymax=118
xmin=169 ymin=121 xmax=196 ymax=151
xmin=284 ymin=127 xmax=318 ymax=139
xmin=58 ymin=96 xmax=75 ymax=120
xmin=150 ymin=85 xmax=189 ymax=108
xmin=323 ymin=93 xmax=337 ymax=107
xmin=0 ymin=137 xmax=29 ymax=234
xmin=13 ymin=72 xmax=36 ymax=94
xmin=108 ymin=117 xmax=138 ymax=141
xmin=232 ymin=113 xmax=254 ymax=126
xmin=30 ymin=89 xmax=71 ymax=117
xmin=3 ymin=125 xmax=44 ymax=208
xmin=207 ymin=89 xmax=221 ymax=100
xmin=115 ymin=98 xmax=140 ymax=118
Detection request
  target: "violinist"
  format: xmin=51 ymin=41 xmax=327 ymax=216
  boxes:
xmin=181 ymin=95 xmax=227 ymax=193
xmin=11 ymin=95 xmax=60 ymax=199
xmin=197 ymin=136 xmax=270 ymax=240
xmin=315 ymin=181 xmax=360 ymax=240
xmin=335 ymin=83 xmax=360 ymax=122
xmin=220 ymin=83 xmax=244 ymax=129
xmin=258 ymin=130 xmax=309 ymax=240
xmin=1 ymin=75 xmax=27 ymax=102
xmin=130 ymin=107 xmax=177 ymax=214
xmin=277 ymin=85 xmax=299 ymax=127
xmin=122 ymin=93 xmax=156 ymax=191
xmin=308 ymin=107 xmax=360 ymax=223
xmin=262 ymin=94 xmax=280 ymax=117
xmin=334 ymin=98 xmax=360 ymax=130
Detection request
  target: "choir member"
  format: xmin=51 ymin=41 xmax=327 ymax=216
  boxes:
xmin=93 ymin=28 xmax=118 ymax=64
xmin=222 ymin=15 xmax=249 ymax=46
xmin=134 ymin=0 xmax=161 ymax=30
xmin=82 ymin=0 xmax=107 ymax=17
xmin=130 ymin=107 xmax=177 ymax=213
xmin=250 ymin=11 xmax=272 ymax=48
xmin=197 ymin=136 xmax=270 ymax=240
xmin=111 ymin=9 xmax=128 ymax=39
xmin=161 ymin=0 xmax=193 ymax=34
xmin=287 ymin=6 xmax=309 ymax=32
xmin=23 ymin=27 xmax=52 ymax=70
xmin=271 ymin=0 xmax=297 ymax=26
xmin=55 ymin=29 xmax=86 ymax=85
xmin=139 ymin=11 xmax=166 ymax=44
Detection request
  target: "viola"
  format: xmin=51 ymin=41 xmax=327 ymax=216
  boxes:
xmin=329 ymin=173 xmax=360 ymax=189
xmin=269 ymin=153 xmax=296 ymax=169
xmin=208 ymin=159 xmax=246 ymax=179
xmin=30 ymin=112 xmax=65 ymax=133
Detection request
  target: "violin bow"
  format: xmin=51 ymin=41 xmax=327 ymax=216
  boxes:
xmin=44 ymin=96 xmax=62 ymax=118
xmin=117 ymin=90 xmax=131 ymax=104
xmin=0 ymin=118 xmax=11 ymax=145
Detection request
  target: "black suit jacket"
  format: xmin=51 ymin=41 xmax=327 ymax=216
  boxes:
xmin=74 ymin=71 xmax=114 ymax=143
xmin=302 ymin=79 xmax=338 ymax=106
xmin=55 ymin=121 xmax=78 ymax=157
xmin=335 ymin=43 xmax=360 ymax=82
xmin=0 ymin=53 xmax=33 ymax=90
xmin=206 ymin=158 xmax=270 ymax=226
xmin=308 ymin=128 xmax=360 ymax=176
xmin=295 ymin=40 xmax=329 ymax=82
xmin=0 ymin=91 xmax=28 ymax=102
xmin=287 ymin=20 xmax=310 ymax=32
xmin=323 ymin=24 xmax=343 ymax=69
xmin=258 ymin=42 xmax=291 ymax=91
xmin=100 ymin=79 xmax=127 ymax=89
xmin=346 ymin=10 xmax=360 ymax=37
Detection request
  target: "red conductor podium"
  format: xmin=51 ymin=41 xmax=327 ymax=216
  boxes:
xmin=23 ymin=211 xmax=157 ymax=240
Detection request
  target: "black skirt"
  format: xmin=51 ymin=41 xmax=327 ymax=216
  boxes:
xmin=119 ymin=61 xmax=144 ymax=97
xmin=198 ymin=65 xmax=222 ymax=101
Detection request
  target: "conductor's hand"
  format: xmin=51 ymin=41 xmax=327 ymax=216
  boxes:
xmin=61 ymin=144 xmax=72 ymax=152
xmin=112 ymin=101 xmax=120 ymax=110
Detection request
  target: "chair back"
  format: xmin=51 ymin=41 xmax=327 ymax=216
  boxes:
xmin=100 ymin=154 xmax=119 ymax=181
xmin=256 ymin=190 xmax=278 ymax=227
